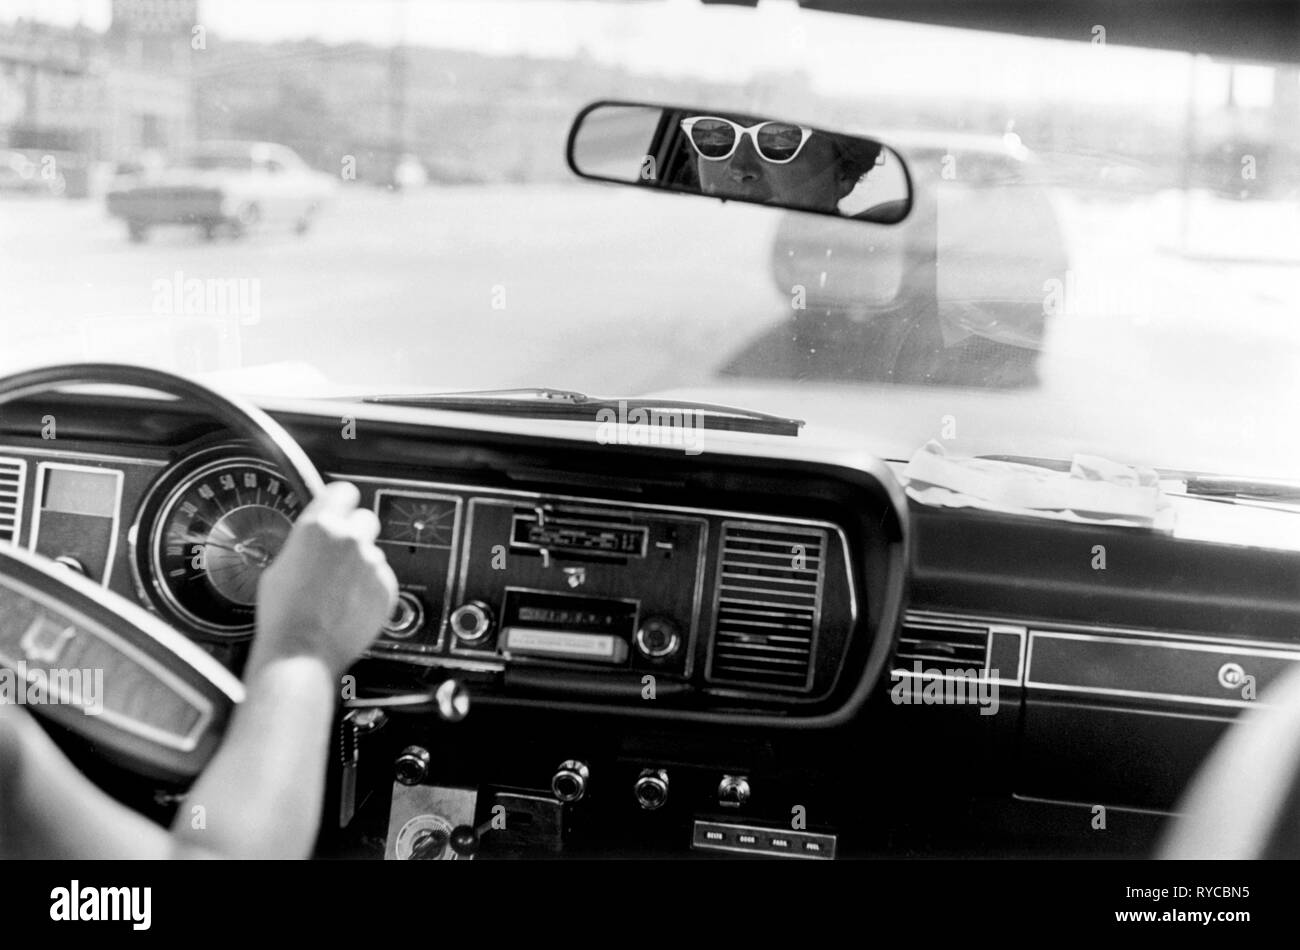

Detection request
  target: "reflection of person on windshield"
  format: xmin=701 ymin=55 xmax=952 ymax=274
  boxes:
xmin=681 ymin=114 xmax=882 ymax=214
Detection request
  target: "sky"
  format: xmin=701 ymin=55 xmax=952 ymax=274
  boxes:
xmin=0 ymin=0 xmax=1279 ymax=110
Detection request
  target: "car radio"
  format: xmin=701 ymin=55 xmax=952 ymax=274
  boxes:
xmin=449 ymin=500 xmax=707 ymax=678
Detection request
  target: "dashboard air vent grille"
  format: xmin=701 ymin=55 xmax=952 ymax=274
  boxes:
xmin=896 ymin=613 xmax=989 ymax=669
xmin=707 ymin=522 xmax=827 ymax=692
xmin=0 ymin=457 xmax=25 ymax=546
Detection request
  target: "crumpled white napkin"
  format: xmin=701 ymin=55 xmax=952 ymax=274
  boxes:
xmin=902 ymin=440 xmax=1174 ymax=530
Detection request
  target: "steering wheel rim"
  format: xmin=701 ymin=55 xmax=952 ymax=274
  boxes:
xmin=0 ymin=362 xmax=325 ymax=502
xmin=0 ymin=362 xmax=323 ymax=782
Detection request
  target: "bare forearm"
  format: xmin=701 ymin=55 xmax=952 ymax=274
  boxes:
xmin=170 ymin=655 xmax=338 ymax=859
xmin=0 ymin=704 xmax=170 ymax=860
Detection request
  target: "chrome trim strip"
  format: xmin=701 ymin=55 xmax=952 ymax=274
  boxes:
xmin=364 ymin=654 xmax=505 ymax=673
xmin=28 ymin=461 xmax=125 ymax=589
xmin=1025 ymin=629 xmax=1300 ymax=709
xmin=888 ymin=670 xmax=1001 ymax=689
xmin=904 ymin=607 xmax=1300 ymax=654
xmin=904 ymin=608 xmax=1300 ymax=707
xmin=986 ymin=624 xmax=1028 ymax=687
xmin=1011 ymin=793 xmax=1180 ymax=819
xmin=0 ymin=444 xmax=167 ymax=468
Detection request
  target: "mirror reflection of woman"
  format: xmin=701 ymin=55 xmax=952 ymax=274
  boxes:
xmin=681 ymin=113 xmax=885 ymax=216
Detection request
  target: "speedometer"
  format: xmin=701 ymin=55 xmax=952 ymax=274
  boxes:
xmin=142 ymin=455 xmax=304 ymax=638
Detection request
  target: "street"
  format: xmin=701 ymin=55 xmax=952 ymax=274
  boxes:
xmin=1 ymin=184 xmax=784 ymax=393
xmin=2 ymin=181 xmax=1298 ymax=477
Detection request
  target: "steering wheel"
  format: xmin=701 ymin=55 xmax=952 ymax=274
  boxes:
xmin=0 ymin=363 xmax=324 ymax=783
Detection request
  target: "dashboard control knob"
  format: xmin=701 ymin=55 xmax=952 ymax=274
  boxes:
xmin=434 ymin=679 xmax=471 ymax=723
xmin=394 ymin=745 xmax=432 ymax=786
xmin=449 ymin=824 xmax=480 ymax=857
xmin=383 ymin=591 xmax=424 ymax=639
xmin=410 ymin=827 xmax=449 ymax=860
xmin=552 ymin=759 xmax=590 ymax=803
xmin=718 ymin=774 xmax=751 ymax=808
xmin=450 ymin=600 xmax=494 ymax=644
xmin=634 ymin=768 xmax=670 ymax=811
xmin=53 ymin=555 xmax=86 ymax=575
xmin=634 ymin=617 xmax=680 ymax=659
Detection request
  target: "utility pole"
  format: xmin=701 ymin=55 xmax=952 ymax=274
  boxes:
xmin=388 ymin=0 xmax=407 ymax=183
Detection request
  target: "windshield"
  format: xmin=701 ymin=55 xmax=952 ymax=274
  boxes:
xmin=2 ymin=0 xmax=1297 ymax=478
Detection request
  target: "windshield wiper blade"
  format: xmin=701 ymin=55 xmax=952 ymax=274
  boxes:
xmin=358 ymin=389 xmax=804 ymax=436
xmin=1183 ymin=475 xmax=1300 ymax=503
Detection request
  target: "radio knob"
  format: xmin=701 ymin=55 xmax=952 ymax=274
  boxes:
xmin=634 ymin=617 xmax=680 ymax=659
xmin=718 ymin=774 xmax=751 ymax=808
xmin=634 ymin=769 xmax=669 ymax=811
xmin=383 ymin=591 xmax=424 ymax=639
xmin=450 ymin=601 xmax=494 ymax=644
xmin=552 ymin=760 xmax=590 ymax=803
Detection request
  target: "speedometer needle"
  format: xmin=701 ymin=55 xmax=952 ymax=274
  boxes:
xmin=234 ymin=541 xmax=272 ymax=567
xmin=171 ymin=534 xmax=264 ymax=562
xmin=172 ymin=533 xmax=237 ymax=552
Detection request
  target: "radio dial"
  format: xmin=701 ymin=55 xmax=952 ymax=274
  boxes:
xmin=634 ymin=617 xmax=681 ymax=659
xmin=383 ymin=591 xmax=424 ymax=639
xmin=450 ymin=600 xmax=494 ymax=644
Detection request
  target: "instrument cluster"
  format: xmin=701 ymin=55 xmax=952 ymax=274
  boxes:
xmin=131 ymin=445 xmax=859 ymax=706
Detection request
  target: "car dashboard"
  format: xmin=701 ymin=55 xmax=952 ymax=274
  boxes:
xmin=3 ymin=389 xmax=1299 ymax=860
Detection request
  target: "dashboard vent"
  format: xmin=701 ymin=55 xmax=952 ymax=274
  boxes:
xmin=707 ymin=522 xmax=827 ymax=693
xmin=896 ymin=613 xmax=989 ymax=669
xmin=0 ymin=457 xmax=25 ymax=546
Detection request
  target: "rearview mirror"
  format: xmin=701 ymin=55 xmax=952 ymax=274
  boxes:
xmin=567 ymin=101 xmax=912 ymax=224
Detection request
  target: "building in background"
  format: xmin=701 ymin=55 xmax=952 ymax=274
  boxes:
xmin=0 ymin=0 xmax=196 ymax=197
xmin=102 ymin=0 xmax=196 ymax=160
